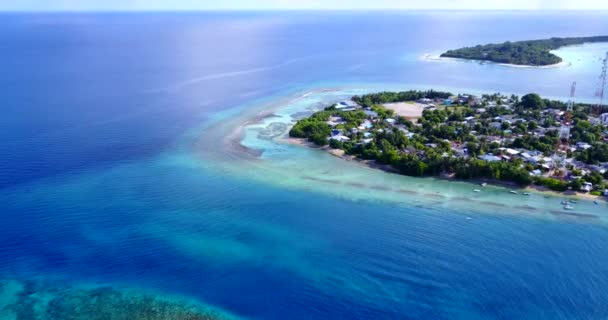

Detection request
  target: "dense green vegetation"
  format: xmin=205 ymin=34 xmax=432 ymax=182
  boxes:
xmin=289 ymin=109 xmax=367 ymax=146
xmin=332 ymin=110 xmax=535 ymax=186
xmin=441 ymin=36 xmax=608 ymax=66
xmin=352 ymin=90 xmax=452 ymax=107
xmin=290 ymin=90 xmax=608 ymax=193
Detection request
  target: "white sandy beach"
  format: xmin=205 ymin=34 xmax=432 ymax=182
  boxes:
xmin=423 ymin=53 xmax=571 ymax=69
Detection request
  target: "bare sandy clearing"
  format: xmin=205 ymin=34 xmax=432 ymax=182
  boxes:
xmin=382 ymin=102 xmax=426 ymax=120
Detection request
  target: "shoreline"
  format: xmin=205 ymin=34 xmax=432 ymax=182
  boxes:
xmin=425 ymin=40 xmax=608 ymax=69
xmin=286 ymin=137 xmax=606 ymax=203
xmin=524 ymin=184 xmax=603 ymax=202
xmin=423 ymin=53 xmax=571 ymax=69
xmin=220 ymin=87 xmax=344 ymax=160
xmin=201 ymin=86 xmax=607 ymax=214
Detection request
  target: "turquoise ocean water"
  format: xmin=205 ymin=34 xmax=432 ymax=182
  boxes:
xmin=1 ymin=11 xmax=608 ymax=319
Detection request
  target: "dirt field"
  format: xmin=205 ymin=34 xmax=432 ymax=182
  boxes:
xmin=382 ymin=102 xmax=426 ymax=120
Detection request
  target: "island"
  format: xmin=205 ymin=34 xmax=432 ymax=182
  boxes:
xmin=289 ymin=90 xmax=608 ymax=197
xmin=440 ymin=36 xmax=608 ymax=66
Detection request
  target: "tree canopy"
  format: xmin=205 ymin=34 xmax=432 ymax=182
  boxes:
xmin=440 ymin=36 xmax=608 ymax=66
xmin=289 ymin=90 xmax=608 ymax=191
xmin=520 ymin=93 xmax=545 ymax=110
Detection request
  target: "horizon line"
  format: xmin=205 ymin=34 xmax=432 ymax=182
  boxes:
xmin=2 ymin=8 xmax=608 ymax=13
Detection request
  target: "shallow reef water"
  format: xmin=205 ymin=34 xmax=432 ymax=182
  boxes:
xmin=0 ymin=279 xmax=234 ymax=320
xmin=3 ymin=11 xmax=608 ymax=320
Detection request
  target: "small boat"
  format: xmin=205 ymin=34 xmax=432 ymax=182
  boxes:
xmin=561 ymin=200 xmax=568 ymax=205
xmin=509 ymin=190 xmax=518 ymax=194
xmin=473 ymin=189 xmax=481 ymax=193
xmin=594 ymin=200 xmax=599 ymax=205
xmin=481 ymin=182 xmax=488 ymax=187
xmin=563 ymin=205 xmax=574 ymax=210
xmin=523 ymin=192 xmax=530 ymax=196
xmin=569 ymin=199 xmax=578 ymax=204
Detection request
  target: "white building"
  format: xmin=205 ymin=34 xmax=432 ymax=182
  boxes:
xmin=576 ymin=142 xmax=592 ymax=150
xmin=331 ymin=135 xmax=350 ymax=142
xmin=505 ymin=148 xmax=520 ymax=156
xmin=385 ymin=118 xmax=397 ymax=125
xmin=601 ymin=113 xmax=608 ymax=125
xmin=582 ymin=182 xmax=593 ymax=192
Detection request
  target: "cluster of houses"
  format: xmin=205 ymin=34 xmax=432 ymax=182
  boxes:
xmin=328 ymin=101 xmax=415 ymax=143
xmin=323 ymin=96 xmax=608 ymax=194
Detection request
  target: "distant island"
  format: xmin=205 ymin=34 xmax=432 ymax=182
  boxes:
xmin=440 ymin=36 xmax=608 ymax=66
xmin=289 ymin=90 xmax=608 ymax=198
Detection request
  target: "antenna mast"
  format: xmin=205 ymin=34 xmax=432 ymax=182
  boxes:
xmin=559 ymin=81 xmax=576 ymax=142
xmin=554 ymin=82 xmax=576 ymax=176
xmin=594 ymin=52 xmax=608 ymax=115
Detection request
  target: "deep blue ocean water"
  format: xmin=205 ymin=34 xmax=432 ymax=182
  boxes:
xmin=1 ymin=11 xmax=608 ymax=319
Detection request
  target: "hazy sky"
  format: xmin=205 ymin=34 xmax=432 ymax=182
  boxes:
xmin=3 ymin=0 xmax=608 ymax=11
